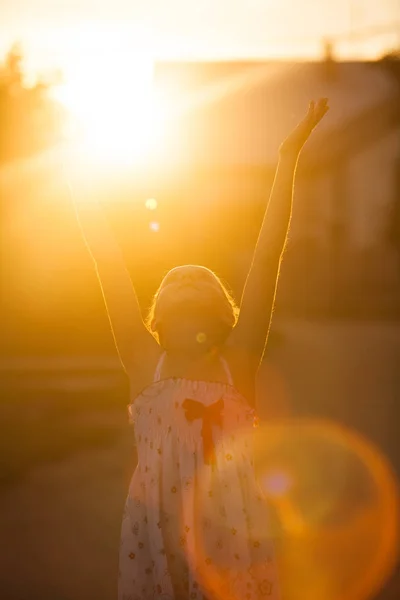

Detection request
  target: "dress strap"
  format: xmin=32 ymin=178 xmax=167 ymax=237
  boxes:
xmin=219 ymin=356 xmax=234 ymax=386
xmin=153 ymin=352 xmax=166 ymax=383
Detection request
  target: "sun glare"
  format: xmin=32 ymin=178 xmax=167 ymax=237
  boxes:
xmin=52 ymin=27 xmax=167 ymax=170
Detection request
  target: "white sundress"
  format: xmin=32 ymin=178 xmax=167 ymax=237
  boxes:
xmin=118 ymin=352 xmax=281 ymax=600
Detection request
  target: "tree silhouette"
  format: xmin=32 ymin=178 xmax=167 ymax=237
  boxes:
xmin=0 ymin=43 xmax=64 ymax=165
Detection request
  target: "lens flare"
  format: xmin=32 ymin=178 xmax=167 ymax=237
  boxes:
xmin=262 ymin=470 xmax=293 ymax=498
xmin=149 ymin=221 xmax=160 ymax=232
xmin=145 ymin=198 xmax=158 ymax=210
xmin=196 ymin=332 xmax=207 ymax=344
xmin=253 ymin=419 xmax=399 ymax=600
xmin=179 ymin=418 xmax=398 ymax=600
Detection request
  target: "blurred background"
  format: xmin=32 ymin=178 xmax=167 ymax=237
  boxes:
xmin=0 ymin=1 xmax=399 ymax=599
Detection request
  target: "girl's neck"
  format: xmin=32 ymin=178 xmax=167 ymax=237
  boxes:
xmin=160 ymin=345 xmax=225 ymax=379
xmin=163 ymin=344 xmax=219 ymax=363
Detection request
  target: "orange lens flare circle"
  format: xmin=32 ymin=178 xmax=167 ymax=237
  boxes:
xmin=254 ymin=419 xmax=399 ymax=600
xmin=181 ymin=419 xmax=398 ymax=600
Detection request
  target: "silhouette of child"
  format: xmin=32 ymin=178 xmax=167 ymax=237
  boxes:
xmin=70 ymin=99 xmax=329 ymax=600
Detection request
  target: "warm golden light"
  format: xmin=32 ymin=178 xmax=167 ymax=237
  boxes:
xmin=51 ymin=26 xmax=167 ymax=170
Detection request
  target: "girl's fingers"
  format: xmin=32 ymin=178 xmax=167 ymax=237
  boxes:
xmin=307 ymin=99 xmax=329 ymax=127
xmin=281 ymin=98 xmax=330 ymax=152
xmin=314 ymin=99 xmax=329 ymax=121
xmin=315 ymin=100 xmax=328 ymax=114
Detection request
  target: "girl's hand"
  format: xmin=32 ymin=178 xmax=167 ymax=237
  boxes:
xmin=279 ymin=98 xmax=329 ymax=156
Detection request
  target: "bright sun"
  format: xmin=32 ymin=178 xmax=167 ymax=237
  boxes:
xmin=52 ymin=27 xmax=167 ymax=169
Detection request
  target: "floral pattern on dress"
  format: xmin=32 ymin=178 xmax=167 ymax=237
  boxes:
xmin=119 ymin=377 xmax=281 ymax=600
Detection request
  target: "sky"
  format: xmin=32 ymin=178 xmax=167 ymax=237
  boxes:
xmin=0 ymin=0 xmax=399 ymax=75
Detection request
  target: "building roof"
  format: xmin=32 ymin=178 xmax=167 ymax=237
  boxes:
xmin=153 ymin=60 xmax=400 ymax=166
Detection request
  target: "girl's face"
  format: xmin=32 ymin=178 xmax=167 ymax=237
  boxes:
xmin=152 ymin=267 xmax=229 ymax=352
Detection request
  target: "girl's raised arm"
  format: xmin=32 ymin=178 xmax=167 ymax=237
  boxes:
xmin=229 ymin=99 xmax=329 ymax=369
xmin=67 ymin=179 xmax=159 ymax=377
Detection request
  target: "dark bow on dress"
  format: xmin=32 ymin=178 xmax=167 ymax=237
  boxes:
xmin=182 ymin=398 xmax=224 ymax=466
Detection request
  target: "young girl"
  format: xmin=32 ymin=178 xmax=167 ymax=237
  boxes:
xmin=71 ymin=98 xmax=329 ymax=600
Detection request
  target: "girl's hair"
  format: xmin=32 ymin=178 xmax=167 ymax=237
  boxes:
xmin=145 ymin=265 xmax=240 ymax=343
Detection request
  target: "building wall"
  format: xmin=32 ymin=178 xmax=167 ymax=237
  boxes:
xmin=347 ymin=125 xmax=400 ymax=249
